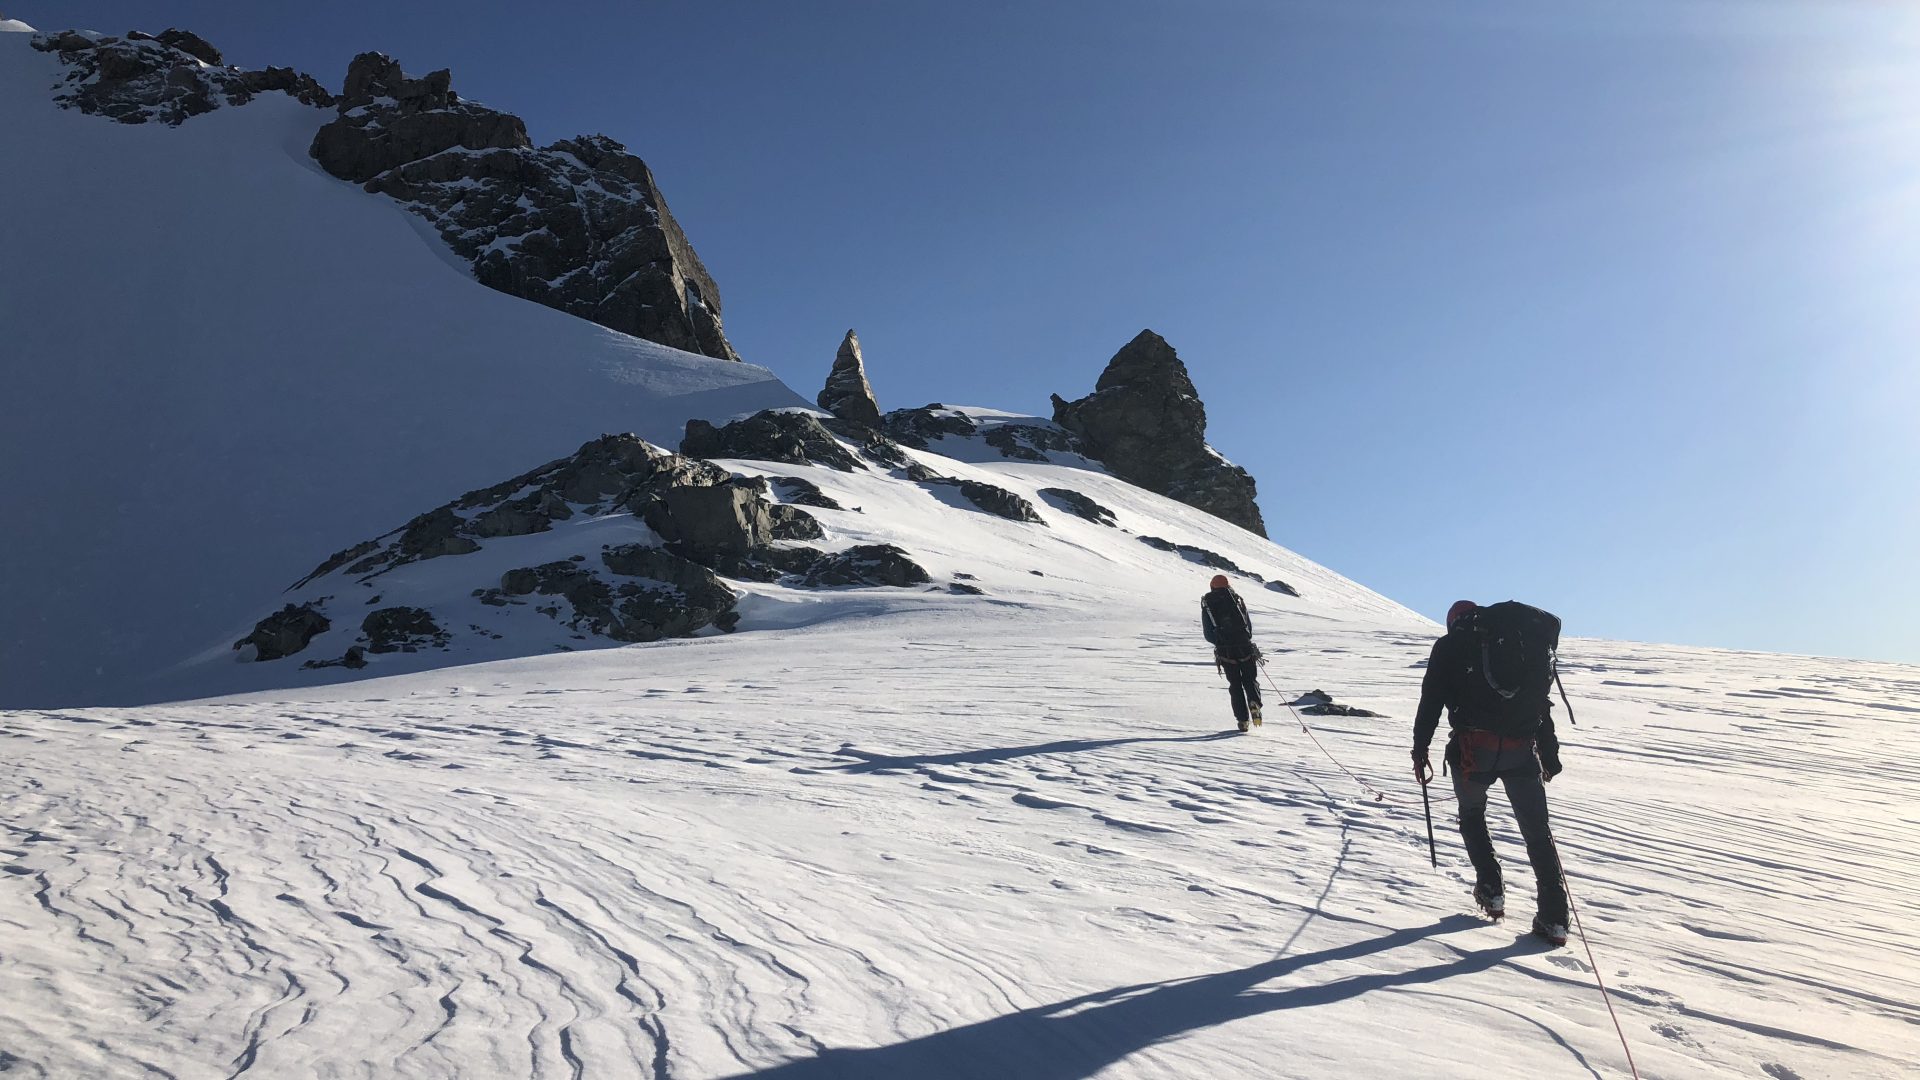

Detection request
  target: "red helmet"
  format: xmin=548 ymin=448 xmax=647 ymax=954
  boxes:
xmin=1209 ymin=574 xmax=1229 ymax=590
xmin=1446 ymin=600 xmax=1477 ymax=627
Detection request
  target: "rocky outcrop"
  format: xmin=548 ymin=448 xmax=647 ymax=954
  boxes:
xmin=361 ymin=607 xmax=448 ymax=653
xmin=241 ymin=432 xmax=955 ymax=665
xmin=307 ymin=53 xmax=738 ymax=361
xmin=802 ymin=545 xmax=930 ymax=589
xmin=927 ymin=479 xmax=1046 ymax=525
xmin=32 ymin=28 xmax=334 ymax=125
xmin=682 ymin=411 xmax=864 ymax=472
xmin=1038 ymin=488 xmax=1117 ymax=527
xmin=235 ymin=604 xmax=330 ymax=661
xmin=881 ymin=404 xmax=1087 ymax=464
xmin=818 ymin=331 xmax=882 ymax=428
xmin=1051 ymin=330 xmax=1266 ymax=537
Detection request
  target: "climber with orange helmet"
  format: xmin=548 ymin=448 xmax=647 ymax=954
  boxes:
xmin=1201 ymin=574 xmax=1262 ymax=732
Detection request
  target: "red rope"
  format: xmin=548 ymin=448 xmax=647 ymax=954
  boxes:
xmin=1257 ymin=660 xmax=1409 ymax=806
xmin=1560 ymin=858 xmax=1643 ymax=1079
xmin=1249 ymin=659 xmax=1638 ymax=1075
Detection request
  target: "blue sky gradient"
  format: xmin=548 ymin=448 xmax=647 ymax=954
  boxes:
xmin=21 ymin=1 xmax=1918 ymax=661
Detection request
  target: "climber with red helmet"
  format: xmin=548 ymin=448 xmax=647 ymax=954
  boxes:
xmin=1201 ymin=574 xmax=1263 ymax=732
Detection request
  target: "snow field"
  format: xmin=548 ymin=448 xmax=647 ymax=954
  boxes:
xmin=4 ymin=611 xmax=1915 ymax=1078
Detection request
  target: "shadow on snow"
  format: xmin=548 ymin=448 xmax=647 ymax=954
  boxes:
xmin=721 ymin=917 xmax=1590 ymax=1079
xmin=823 ymin=732 xmax=1238 ymax=773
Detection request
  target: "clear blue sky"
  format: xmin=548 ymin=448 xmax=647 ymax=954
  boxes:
xmin=22 ymin=1 xmax=1919 ymax=662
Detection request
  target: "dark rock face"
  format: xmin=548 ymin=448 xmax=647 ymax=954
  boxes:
xmin=235 ymin=604 xmax=330 ymax=661
xmin=818 ymin=330 xmax=882 ymax=428
xmin=308 ymin=54 xmax=738 ymax=361
xmin=648 ymin=484 xmax=773 ymax=555
xmin=928 ymin=479 xmax=1046 ymax=525
xmin=244 ymin=432 xmax=948 ymax=664
xmin=682 ymin=412 xmax=863 ymax=472
xmin=496 ymin=553 xmax=738 ymax=642
xmin=1037 ymin=488 xmax=1117 ymax=527
xmin=881 ymin=404 xmax=1087 ymax=463
xmin=802 ymin=544 xmax=931 ymax=588
xmin=32 ymin=29 xmax=334 ymax=125
xmin=1139 ymin=536 xmax=1295 ymax=595
xmin=883 ymin=404 xmax=979 ymax=450
xmin=1051 ymin=330 xmax=1267 ymax=536
xmin=770 ymin=476 xmax=844 ymax=511
xmin=361 ymin=607 xmax=448 ymax=653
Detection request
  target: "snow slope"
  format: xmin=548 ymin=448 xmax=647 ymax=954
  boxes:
xmin=0 ymin=32 xmax=809 ymax=708
xmin=3 ymin=609 xmax=1914 ymax=1079
xmin=5 ymin=21 xmax=1914 ymax=1080
xmin=166 ymin=407 xmax=1417 ymax=702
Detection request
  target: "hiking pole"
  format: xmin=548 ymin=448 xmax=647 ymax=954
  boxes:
xmin=1420 ymin=776 xmax=1437 ymax=867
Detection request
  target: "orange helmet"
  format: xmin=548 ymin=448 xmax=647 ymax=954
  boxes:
xmin=1209 ymin=574 xmax=1229 ymax=590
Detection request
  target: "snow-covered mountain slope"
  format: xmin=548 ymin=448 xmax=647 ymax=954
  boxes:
xmin=0 ymin=30 xmax=808 ymax=708
xmin=171 ymin=403 xmax=1415 ymax=703
xmin=3 ymin=613 xmax=1914 ymax=1078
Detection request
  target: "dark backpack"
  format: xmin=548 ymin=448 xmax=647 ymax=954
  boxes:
xmin=1204 ymin=589 xmax=1253 ymax=650
xmin=1453 ymin=601 xmax=1561 ymax=736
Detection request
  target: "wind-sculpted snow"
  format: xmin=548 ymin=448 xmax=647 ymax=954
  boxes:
xmin=2 ymin=616 xmax=1914 ymax=1078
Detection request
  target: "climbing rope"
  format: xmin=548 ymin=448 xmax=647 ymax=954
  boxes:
xmin=1556 ymin=840 xmax=1644 ymax=1079
xmin=1257 ymin=657 xmax=1409 ymax=806
xmin=1249 ymin=654 xmax=1638 ymax=1076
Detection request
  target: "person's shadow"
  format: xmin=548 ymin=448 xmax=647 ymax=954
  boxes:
xmin=721 ymin=916 xmax=1575 ymax=1079
xmin=822 ymin=733 xmax=1237 ymax=774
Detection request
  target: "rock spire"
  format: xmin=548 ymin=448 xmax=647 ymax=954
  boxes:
xmin=1051 ymin=330 xmax=1267 ymax=536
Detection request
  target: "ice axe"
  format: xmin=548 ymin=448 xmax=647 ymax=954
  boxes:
xmin=1420 ymin=773 xmax=1437 ymax=867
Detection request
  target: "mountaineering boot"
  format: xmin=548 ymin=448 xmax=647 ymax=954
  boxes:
xmin=1473 ymin=882 xmax=1505 ymax=920
xmin=1237 ymin=717 xmax=1250 ymax=733
xmin=1250 ymin=703 xmax=1263 ymax=727
xmin=1531 ymin=914 xmax=1568 ymax=947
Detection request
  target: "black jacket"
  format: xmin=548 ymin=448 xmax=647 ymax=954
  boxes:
xmin=1201 ymin=588 xmax=1254 ymax=654
xmin=1412 ymin=630 xmax=1559 ymax=759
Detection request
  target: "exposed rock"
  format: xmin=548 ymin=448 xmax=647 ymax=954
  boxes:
xmin=1138 ymin=535 xmax=1276 ymax=586
xmin=150 ymin=28 xmax=222 ymax=66
xmin=235 ymin=603 xmax=330 ymax=661
xmin=1037 ymin=488 xmax=1117 ymax=527
xmin=1266 ymin=579 xmax=1301 ymax=598
xmin=817 ymin=330 xmax=882 ymax=428
xmin=927 ymin=479 xmax=1046 ymax=525
xmin=32 ymin=28 xmax=333 ymax=125
xmin=397 ymin=508 xmax=481 ymax=561
xmin=982 ymin=423 xmax=1087 ymax=462
xmin=820 ymin=417 xmax=915 ymax=471
xmin=883 ymin=404 xmax=977 ymax=450
xmin=361 ymin=606 xmax=448 ymax=653
xmin=500 ymin=555 xmax=737 ymax=642
xmin=1290 ymin=690 xmax=1383 ymax=718
xmin=242 ymin=430 xmax=952 ymax=665
xmin=770 ymin=476 xmax=844 ymax=511
xmin=803 ymin=544 xmax=931 ymax=588
xmin=768 ymin=504 xmax=824 ymax=541
xmin=467 ymin=489 xmax=573 ymax=539
xmin=681 ymin=411 xmax=863 ymax=472
xmin=646 ymin=484 xmax=773 ymax=555
xmin=1052 ymin=330 xmax=1266 ymax=536
xmin=308 ymin=54 xmax=737 ymax=360
xmin=948 ymin=581 xmax=985 ymax=596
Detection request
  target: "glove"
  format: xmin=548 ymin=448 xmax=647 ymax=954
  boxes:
xmin=1539 ymin=746 xmax=1563 ymax=781
xmin=1412 ymin=747 xmax=1433 ymax=786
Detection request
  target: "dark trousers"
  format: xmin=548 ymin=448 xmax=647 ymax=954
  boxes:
xmin=1453 ymin=764 xmax=1568 ymax=923
xmin=1219 ymin=655 xmax=1262 ymax=721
